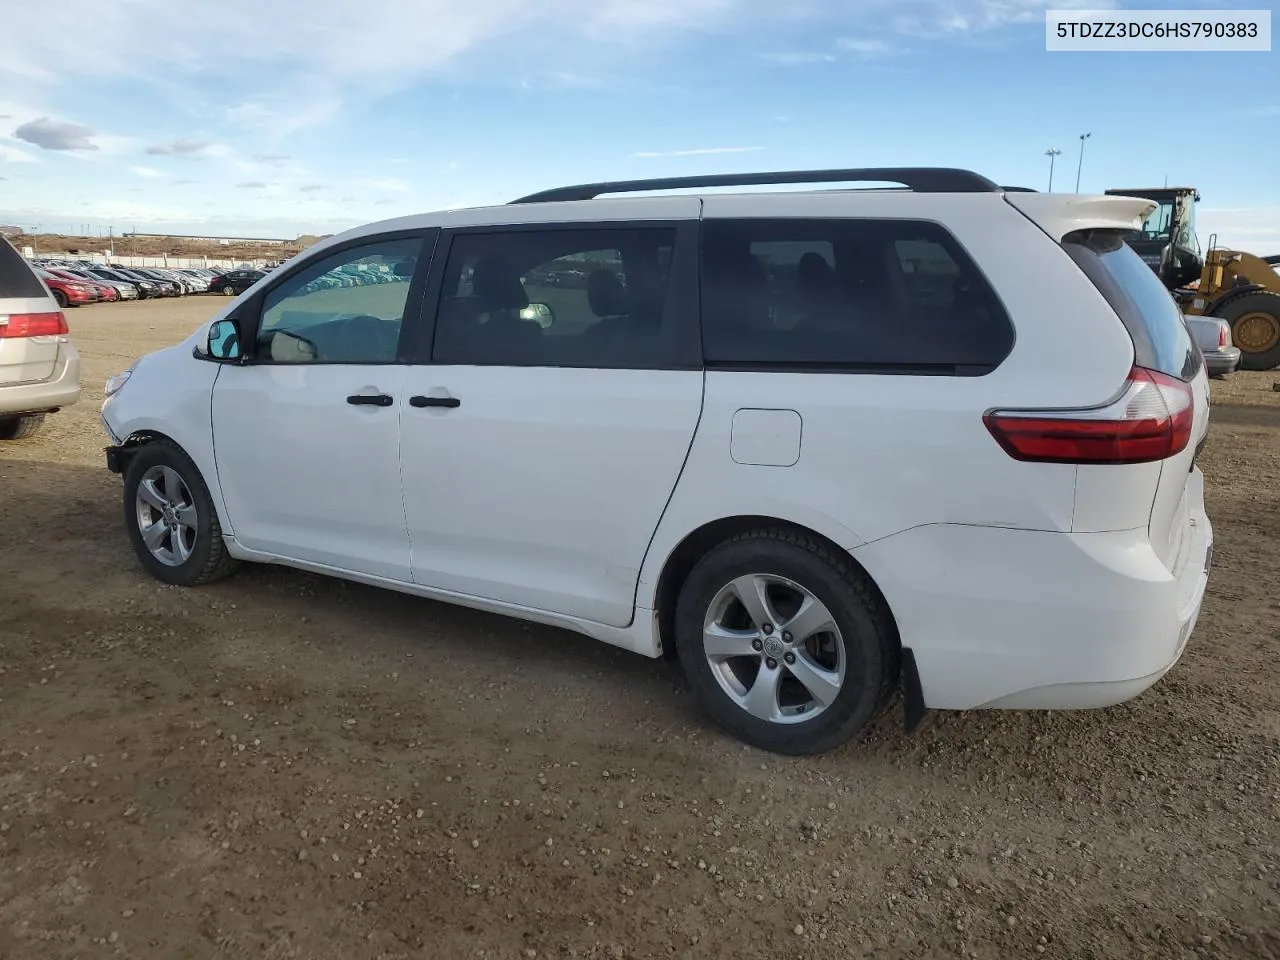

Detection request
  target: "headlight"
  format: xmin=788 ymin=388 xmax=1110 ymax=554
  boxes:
xmin=105 ymin=367 xmax=134 ymax=397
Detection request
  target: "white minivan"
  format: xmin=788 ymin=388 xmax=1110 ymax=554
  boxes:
xmin=100 ymin=167 xmax=1213 ymax=755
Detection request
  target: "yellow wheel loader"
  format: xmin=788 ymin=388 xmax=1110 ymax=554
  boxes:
xmin=1104 ymin=186 xmax=1280 ymax=371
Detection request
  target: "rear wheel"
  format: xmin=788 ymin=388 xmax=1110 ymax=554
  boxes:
xmin=52 ymin=289 xmax=67 ymax=309
xmin=122 ymin=441 xmax=238 ymax=586
xmin=674 ymin=527 xmax=899 ymax=755
xmin=0 ymin=414 xmax=45 ymax=440
xmin=1216 ymin=292 xmax=1280 ymax=371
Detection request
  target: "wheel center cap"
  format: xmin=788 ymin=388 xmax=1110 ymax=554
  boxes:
xmin=763 ymin=634 xmax=785 ymax=659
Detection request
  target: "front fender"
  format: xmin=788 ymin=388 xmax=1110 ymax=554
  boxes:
xmin=100 ymin=346 xmax=229 ymax=535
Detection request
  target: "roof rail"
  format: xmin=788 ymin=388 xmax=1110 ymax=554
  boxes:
xmin=510 ymin=167 xmax=1001 ymax=204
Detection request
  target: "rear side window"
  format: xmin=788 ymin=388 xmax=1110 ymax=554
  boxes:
xmin=1062 ymin=229 xmax=1201 ymax=381
xmin=431 ymin=226 xmax=685 ymax=368
xmin=699 ymin=218 xmax=1014 ymax=373
xmin=0 ymin=238 xmax=49 ymax=299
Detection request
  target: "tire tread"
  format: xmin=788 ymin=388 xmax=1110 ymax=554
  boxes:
xmin=0 ymin=414 xmax=46 ymax=441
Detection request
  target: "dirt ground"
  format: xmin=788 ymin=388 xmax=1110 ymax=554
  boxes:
xmin=2 ymin=298 xmax=1278 ymax=960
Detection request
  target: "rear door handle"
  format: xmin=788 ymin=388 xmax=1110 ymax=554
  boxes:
xmin=409 ymin=395 xmax=460 ymax=408
xmin=347 ymin=393 xmax=394 ymax=407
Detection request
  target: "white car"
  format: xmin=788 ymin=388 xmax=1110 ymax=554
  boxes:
xmin=99 ymin=167 xmax=1213 ymax=755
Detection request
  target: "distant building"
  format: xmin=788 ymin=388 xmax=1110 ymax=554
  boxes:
xmin=122 ymin=232 xmax=289 ymax=246
xmin=0 ymin=225 xmax=23 ymax=238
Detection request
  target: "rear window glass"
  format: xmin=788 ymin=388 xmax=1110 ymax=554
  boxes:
xmin=700 ymin=217 xmax=1014 ymax=373
xmin=0 ymin=239 xmax=49 ymax=299
xmin=1062 ymin=229 xmax=1201 ymax=380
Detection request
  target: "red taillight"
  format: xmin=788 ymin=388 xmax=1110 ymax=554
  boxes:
xmin=0 ymin=312 xmax=70 ymax=338
xmin=984 ymin=367 xmax=1194 ymax=465
xmin=1218 ymin=325 xmax=1228 ymax=348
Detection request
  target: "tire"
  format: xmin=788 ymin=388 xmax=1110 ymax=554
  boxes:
xmin=1214 ymin=292 xmax=1280 ymax=371
xmin=222 ymin=284 xmax=236 ymax=296
xmin=122 ymin=440 xmax=238 ymax=586
xmin=673 ymin=527 xmax=900 ymax=756
xmin=0 ymin=414 xmax=45 ymax=440
xmin=52 ymin=289 xmax=68 ymax=309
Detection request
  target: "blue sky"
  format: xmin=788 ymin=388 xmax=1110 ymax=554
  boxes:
xmin=1 ymin=0 xmax=1275 ymax=249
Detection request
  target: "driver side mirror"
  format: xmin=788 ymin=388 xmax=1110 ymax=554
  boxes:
xmin=207 ymin=318 xmax=242 ymax=360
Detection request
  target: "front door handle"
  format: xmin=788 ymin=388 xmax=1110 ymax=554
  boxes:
xmin=409 ymin=395 xmax=460 ymax=409
xmin=347 ymin=393 xmax=394 ymax=407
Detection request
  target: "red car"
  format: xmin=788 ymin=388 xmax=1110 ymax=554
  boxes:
xmin=37 ymin=269 xmax=99 ymax=308
xmin=46 ymin=268 xmax=118 ymax=302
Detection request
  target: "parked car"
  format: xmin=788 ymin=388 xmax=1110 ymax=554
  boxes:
xmin=208 ymin=269 xmax=266 ymax=296
xmin=135 ymin=268 xmax=187 ymax=296
xmin=152 ymin=268 xmax=201 ymax=294
xmin=173 ymin=269 xmax=212 ymax=292
xmin=99 ymin=167 xmax=1213 ymax=755
xmin=58 ymin=268 xmax=139 ymax=301
xmin=45 ymin=268 xmax=121 ymax=302
xmin=111 ymin=267 xmax=179 ymax=297
xmin=86 ymin=267 xmax=157 ymax=299
xmin=37 ymin=269 xmax=99 ymax=308
xmin=1185 ymin=315 xmax=1241 ymax=378
xmin=1 ymin=239 xmax=80 ymax=440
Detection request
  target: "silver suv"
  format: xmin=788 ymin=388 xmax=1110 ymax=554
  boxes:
xmin=0 ymin=239 xmax=81 ymax=440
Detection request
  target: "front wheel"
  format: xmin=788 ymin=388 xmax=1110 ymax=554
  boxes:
xmin=122 ymin=441 xmax=238 ymax=586
xmin=674 ymin=527 xmax=900 ymax=756
xmin=52 ymin=289 xmax=68 ymax=309
xmin=222 ymin=284 xmax=236 ymax=296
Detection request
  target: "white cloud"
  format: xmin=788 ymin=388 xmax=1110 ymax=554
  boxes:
xmin=0 ymin=144 xmax=37 ymax=163
xmin=358 ymin=177 xmax=410 ymax=191
xmin=838 ymin=37 xmax=897 ymax=56
xmin=866 ymin=0 xmax=1119 ymax=39
xmin=0 ymin=0 xmax=738 ymax=122
xmin=131 ymin=166 xmax=163 ymax=178
xmin=146 ymin=137 xmax=214 ymax=157
xmin=635 ymin=146 xmax=763 ymax=158
xmin=762 ymin=51 xmax=835 ymax=63
xmin=1198 ymin=207 xmax=1280 ymax=255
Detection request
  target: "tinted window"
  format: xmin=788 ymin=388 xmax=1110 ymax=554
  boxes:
xmin=0 ymin=238 xmax=48 ymax=299
xmin=700 ymin=218 xmax=1013 ymax=372
xmin=256 ymin=237 xmax=424 ymax=364
xmin=431 ymin=227 xmax=679 ymax=367
xmin=1062 ymin=229 xmax=1200 ymax=380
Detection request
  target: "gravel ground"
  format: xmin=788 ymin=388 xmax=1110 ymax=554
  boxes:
xmin=1 ymin=298 xmax=1278 ymax=960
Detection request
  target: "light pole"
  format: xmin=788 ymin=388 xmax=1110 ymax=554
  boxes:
xmin=1045 ymin=148 xmax=1062 ymax=191
xmin=1075 ymin=132 xmax=1091 ymax=192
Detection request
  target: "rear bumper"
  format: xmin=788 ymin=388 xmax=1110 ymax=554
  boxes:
xmin=0 ymin=344 xmax=81 ymax=417
xmin=1203 ymin=347 xmax=1240 ymax=376
xmin=851 ymin=469 xmax=1213 ymax=711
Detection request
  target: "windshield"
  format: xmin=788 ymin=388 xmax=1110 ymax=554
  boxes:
xmin=1137 ymin=195 xmax=1197 ymax=250
xmin=1138 ymin=201 xmax=1174 ymax=241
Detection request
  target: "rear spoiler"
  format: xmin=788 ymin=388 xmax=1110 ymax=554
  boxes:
xmin=1001 ymin=192 xmax=1156 ymax=242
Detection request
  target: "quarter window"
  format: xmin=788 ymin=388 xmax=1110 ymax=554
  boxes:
xmin=256 ymin=237 xmax=424 ymax=363
xmin=700 ymin=218 xmax=1014 ymax=372
xmin=431 ymin=227 xmax=680 ymax=367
